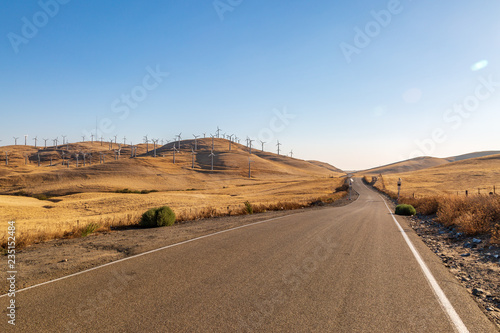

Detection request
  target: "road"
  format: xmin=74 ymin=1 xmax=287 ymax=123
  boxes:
xmin=1 ymin=180 xmax=498 ymax=332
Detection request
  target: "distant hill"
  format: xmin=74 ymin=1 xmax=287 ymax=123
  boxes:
xmin=371 ymin=153 xmax=500 ymax=196
xmin=307 ymin=160 xmax=344 ymax=174
xmin=357 ymin=156 xmax=449 ymax=175
xmin=445 ymin=151 xmax=500 ymax=162
xmin=358 ymin=151 xmax=500 ymax=175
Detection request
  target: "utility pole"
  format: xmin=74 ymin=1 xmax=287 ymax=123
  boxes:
xmin=248 ymin=158 xmax=253 ymax=179
xmin=191 ymin=148 xmax=196 ymax=169
xmin=397 ymin=178 xmax=402 ymax=202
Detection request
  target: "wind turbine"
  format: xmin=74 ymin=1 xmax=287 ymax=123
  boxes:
xmin=24 ymin=135 xmax=28 ymax=145
xmin=210 ymin=134 xmax=215 ymax=151
xmin=209 ymin=150 xmax=215 ymax=171
xmin=193 ymin=134 xmax=200 ymax=150
xmin=276 ymin=140 xmax=282 ymax=155
xmin=123 ymin=136 xmax=126 ymax=145
xmin=33 ymin=136 xmax=38 ymax=148
xmin=216 ymin=126 xmax=221 ymax=138
xmin=81 ymin=135 xmax=86 ymax=142
xmin=290 ymin=150 xmax=293 ymax=158
xmin=91 ymin=134 xmax=94 ymax=144
xmin=260 ymin=141 xmax=266 ymax=152
xmin=176 ymin=133 xmax=182 ymax=150
xmin=152 ymin=139 xmax=159 ymax=157
xmin=53 ymin=137 xmax=59 ymax=147
xmin=75 ymin=152 xmax=79 ymax=167
xmin=13 ymin=137 xmax=19 ymax=145
xmin=248 ymin=139 xmax=254 ymax=154
xmin=143 ymin=135 xmax=149 ymax=153
xmin=61 ymin=135 xmax=67 ymax=145
xmin=4 ymin=151 xmax=10 ymax=165
xmin=172 ymin=146 xmax=178 ymax=164
xmin=114 ymin=135 xmax=117 ymax=144
xmin=43 ymin=138 xmax=48 ymax=148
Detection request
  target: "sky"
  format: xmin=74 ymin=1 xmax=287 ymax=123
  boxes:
xmin=1 ymin=0 xmax=499 ymax=170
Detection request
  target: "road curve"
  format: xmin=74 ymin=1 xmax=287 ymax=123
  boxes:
xmin=1 ymin=180 xmax=498 ymax=332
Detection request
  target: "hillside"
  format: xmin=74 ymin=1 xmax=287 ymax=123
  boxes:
xmin=0 ymin=138 xmax=344 ymax=195
xmin=357 ymin=156 xmax=449 ymax=175
xmin=358 ymin=151 xmax=500 ymax=176
xmin=370 ymin=153 xmax=500 ymax=196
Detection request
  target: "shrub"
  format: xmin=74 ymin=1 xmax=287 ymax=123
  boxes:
xmin=140 ymin=206 xmax=176 ymax=228
xmin=81 ymin=222 xmax=100 ymax=237
xmin=155 ymin=206 xmax=176 ymax=227
xmin=244 ymin=201 xmax=253 ymax=214
xmin=140 ymin=208 xmax=159 ymax=227
xmin=395 ymin=204 xmax=416 ymax=216
xmin=335 ymin=184 xmax=349 ymax=192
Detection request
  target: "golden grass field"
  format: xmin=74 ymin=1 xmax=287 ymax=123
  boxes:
xmin=369 ymin=154 xmax=500 ymax=197
xmin=363 ymin=154 xmax=500 ymax=242
xmin=0 ymin=138 xmax=346 ymax=248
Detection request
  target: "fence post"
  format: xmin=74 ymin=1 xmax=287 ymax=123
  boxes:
xmin=465 ymin=190 xmax=468 ymax=197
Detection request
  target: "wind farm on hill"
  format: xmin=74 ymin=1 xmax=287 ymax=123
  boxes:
xmin=0 ymin=133 xmax=346 ymax=247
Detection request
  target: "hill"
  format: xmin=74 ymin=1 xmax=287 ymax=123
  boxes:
xmin=358 ymin=151 xmax=500 ymax=176
xmin=357 ymin=156 xmax=449 ymax=175
xmin=370 ymin=153 xmax=500 ymax=196
xmin=0 ymin=138 xmax=344 ymax=195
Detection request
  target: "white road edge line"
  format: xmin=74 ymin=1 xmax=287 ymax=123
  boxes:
xmin=373 ymin=186 xmax=469 ymax=333
xmin=0 ymin=214 xmax=291 ymax=298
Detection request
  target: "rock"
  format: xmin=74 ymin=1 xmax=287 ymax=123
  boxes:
xmin=59 ymin=259 xmax=68 ymax=263
xmin=494 ymin=254 xmax=499 ymax=259
xmin=461 ymin=253 xmax=471 ymax=257
xmin=472 ymin=238 xmax=482 ymax=244
xmin=472 ymin=288 xmax=484 ymax=296
xmin=486 ymin=307 xmax=493 ymax=311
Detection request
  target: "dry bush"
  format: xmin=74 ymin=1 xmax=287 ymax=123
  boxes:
xmin=400 ymin=196 xmax=440 ymax=216
xmin=437 ymin=195 xmax=500 ymax=237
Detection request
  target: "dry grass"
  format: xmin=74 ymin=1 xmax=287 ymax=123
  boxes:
xmin=365 ymin=175 xmax=500 ymax=244
xmin=0 ymin=189 xmax=347 ymax=250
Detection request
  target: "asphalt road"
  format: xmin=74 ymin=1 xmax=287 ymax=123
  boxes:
xmin=1 ymin=180 xmax=498 ymax=332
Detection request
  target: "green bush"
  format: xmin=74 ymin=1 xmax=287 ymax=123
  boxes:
xmin=244 ymin=201 xmax=253 ymax=214
xmin=155 ymin=206 xmax=176 ymax=227
xmin=81 ymin=222 xmax=100 ymax=237
xmin=395 ymin=204 xmax=416 ymax=216
xmin=140 ymin=206 xmax=176 ymax=227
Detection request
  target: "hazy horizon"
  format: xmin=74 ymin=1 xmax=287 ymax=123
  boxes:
xmin=1 ymin=0 xmax=499 ymax=170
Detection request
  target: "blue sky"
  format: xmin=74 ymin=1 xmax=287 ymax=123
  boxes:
xmin=1 ymin=0 xmax=499 ymax=170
